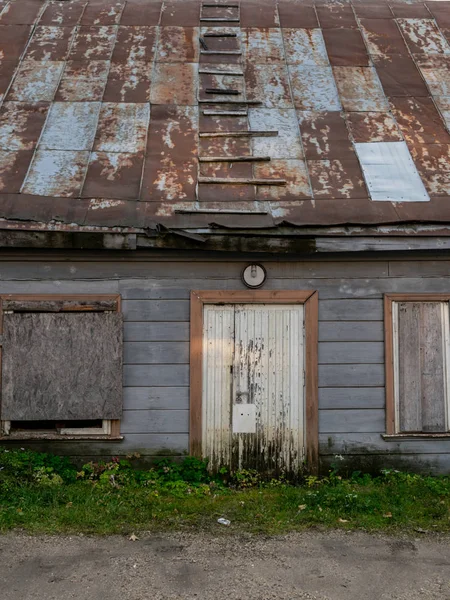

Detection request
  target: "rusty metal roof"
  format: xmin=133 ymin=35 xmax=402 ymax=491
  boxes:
xmin=0 ymin=0 xmax=450 ymax=233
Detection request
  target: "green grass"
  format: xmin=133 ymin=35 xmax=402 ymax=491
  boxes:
xmin=1 ymin=448 xmax=450 ymax=535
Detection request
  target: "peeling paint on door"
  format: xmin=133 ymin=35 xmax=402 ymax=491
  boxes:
xmin=202 ymin=304 xmax=305 ymax=475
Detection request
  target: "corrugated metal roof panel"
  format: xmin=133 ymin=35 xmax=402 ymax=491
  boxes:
xmin=346 ymin=112 xmax=403 ymax=143
xmin=355 ymin=141 xmax=430 ymax=202
xmin=39 ymin=102 xmax=101 ymax=151
xmin=435 ymin=96 xmax=450 ymax=130
xmin=322 ymin=28 xmax=370 ymax=66
xmin=397 ymin=18 xmax=450 ymax=55
xmin=242 ymin=27 xmax=285 ymax=63
xmin=289 ymin=65 xmax=342 ymax=110
xmin=282 ymin=28 xmax=329 ymax=66
xmin=248 ymin=108 xmax=303 ymax=159
xmin=415 ymin=56 xmax=450 ymax=97
xmin=7 ymin=60 xmax=65 ymax=102
xmin=22 ymin=149 xmax=90 ymax=197
xmin=94 ymin=103 xmax=150 ymax=153
xmin=0 ymin=102 xmax=49 ymax=151
xmin=56 ymin=60 xmax=110 ymax=101
xmin=24 ymin=26 xmax=76 ymax=62
xmin=297 ymin=110 xmax=354 ymax=159
xmin=333 ymin=66 xmax=389 ymax=111
xmin=308 ymin=157 xmax=367 ymax=199
xmin=410 ymin=143 xmax=450 ymax=196
xmin=360 ymin=18 xmax=409 ymax=56
xmin=68 ymin=25 xmax=117 ymax=61
xmin=39 ymin=1 xmax=87 ymax=27
xmin=0 ymin=0 xmax=450 ymax=233
xmin=245 ymin=63 xmax=291 ymax=108
xmin=103 ymin=61 xmax=151 ymax=103
xmin=82 ymin=150 xmax=144 ymax=199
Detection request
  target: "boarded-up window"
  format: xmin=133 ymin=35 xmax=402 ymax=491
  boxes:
xmin=1 ymin=300 xmax=122 ymax=428
xmin=393 ymin=302 xmax=450 ymax=433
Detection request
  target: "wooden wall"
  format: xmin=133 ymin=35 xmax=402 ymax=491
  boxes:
xmin=2 ymin=252 xmax=450 ymax=474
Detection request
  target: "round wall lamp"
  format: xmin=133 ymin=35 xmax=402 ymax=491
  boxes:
xmin=241 ymin=263 xmax=267 ymax=289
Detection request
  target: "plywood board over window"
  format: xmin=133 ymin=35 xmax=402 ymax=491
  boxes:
xmin=384 ymin=294 xmax=450 ymax=439
xmin=0 ymin=295 xmax=123 ymax=440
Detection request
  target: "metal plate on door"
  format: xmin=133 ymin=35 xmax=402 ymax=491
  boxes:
xmin=232 ymin=404 xmax=256 ymax=434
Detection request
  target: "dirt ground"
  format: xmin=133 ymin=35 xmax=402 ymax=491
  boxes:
xmin=1 ymin=530 xmax=449 ymax=599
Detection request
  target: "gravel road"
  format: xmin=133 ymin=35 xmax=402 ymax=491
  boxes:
xmin=1 ymin=530 xmax=449 ymax=599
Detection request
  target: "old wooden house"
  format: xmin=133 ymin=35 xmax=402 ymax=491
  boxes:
xmin=1 ymin=0 xmax=450 ymax=475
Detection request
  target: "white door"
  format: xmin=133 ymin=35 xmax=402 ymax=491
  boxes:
xmin=202 ymin=304 xmax=305 ymax=475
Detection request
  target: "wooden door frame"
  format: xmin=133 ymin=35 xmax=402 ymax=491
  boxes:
xmin=190 ymin=290 xmax=319 ymax=473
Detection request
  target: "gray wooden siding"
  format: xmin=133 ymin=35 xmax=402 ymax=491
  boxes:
xmin=2 ymin=255 xmax=450 ymax=472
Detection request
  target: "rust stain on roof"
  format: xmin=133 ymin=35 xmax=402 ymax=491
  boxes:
xmin=346 ymin=112 xmax=403 ymax=143
xmin=103 ymin=61 xmax=151 ymax=102
xmin=0 ymin=0 xmax=450 ymax=232
xmin=283 ymin=28 xmax=329 ymax=66
xmin=333 ymin=67 xmax=389 ymax=112
xmin=56 ymin=60 xmax=110 ymax=101
xmin=308 ymin=157 xmax=367 ymax=200
xmin=94 ymin=103 xmax=150 ymax=153
xmin=410 ymin=144 xmax=450 ymax=196
xmin=22 ymin=149 xmax=90 ymax=197
xmin=0 ymin=102 xmax=49 ymax=151
xmin=24 ymin=26 xmax=76 ymax=62
xmin=298 ymin=111 xmax=354 ymax=159
xmin=7 ymin=60 xmax=65 ymax=102
xmin=397 ymin=18 xmax=450 ymax=56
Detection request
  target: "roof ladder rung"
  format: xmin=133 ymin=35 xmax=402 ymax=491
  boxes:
xmin=175 ymin=209 xmax=268 ymax=215
xmin=202 ymin=110 xmax=248 ymax=116
xmin=198 ymin=177 xmax=287 ymax=186
xmin=203 ymin=32 xmax=238 ymax=38
xmin=199 ymin=69 xmax=244 ymax=76
xmin=199 ymin=156 xmax=271 ymax=162
xmin=199 ymin=99 xmax=261 ymax=105
xmin=199 ymin=131 xmax=279 ymax=138
xmin=200 ymin=50 xmax=242 ymax=55
xmin=200 ymin=17 xmax=240 ymax=22
xmin=202 ymin=3 xmax=240 ymax=7
xmin=205 ymin=88 xmax=240 ymax=95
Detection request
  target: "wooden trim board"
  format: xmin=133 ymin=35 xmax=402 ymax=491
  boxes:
xmin=189 ymin=290 xmax=319 ymax=473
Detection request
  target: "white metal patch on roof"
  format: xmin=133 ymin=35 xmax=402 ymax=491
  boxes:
xmin=354 ymin=141 xmax=430 ymax=202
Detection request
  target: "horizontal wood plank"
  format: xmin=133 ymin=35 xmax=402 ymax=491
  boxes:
xmin=123 ymin=342 xmax=189 ymax=365
xmin=319 ymin=364 xmax=385 ymax=387
xmin=123 ymin=387 xmax=189 ymax=410
xmin=319 ymin=321 xmax=384 ymax=342
xmin=319 ymin=409 xmax=385 ymax=433
xmin=320 ymin=433 xmax=450 ymax=455
xmin=121 ymin=410 xmax=189 ymax=434
xmin=0 ymin=261 xmax=389 ymax=280
xmin=319 ymin=342 xmax=384 ymax=364
xmin=389 ymin=261 xmax=450 ymax=278
xmin=320 ymin=300 xmax=383 ymax=321
xmin=124 ymin=365 xmax=189 ymax=387
xmin=0 ymin=434 xmax=190 ymax=455
xmin=0 ymin=281 xmax=118 ymax=294
xmin=320 ymin=453 xmax=450 ymax=475
xmin=123 ymin=300 xmax=189 ymax=322
xmin=319 ymin=388 xmax=385 ymax=410
xmin=124 ymin=322 xmax=189 ymax=342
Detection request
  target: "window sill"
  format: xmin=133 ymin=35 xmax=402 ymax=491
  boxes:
xmin=382 ymin=433 xmax=450 ymax=441
xmin=0 ymin=433 xmax=124 ymax=441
